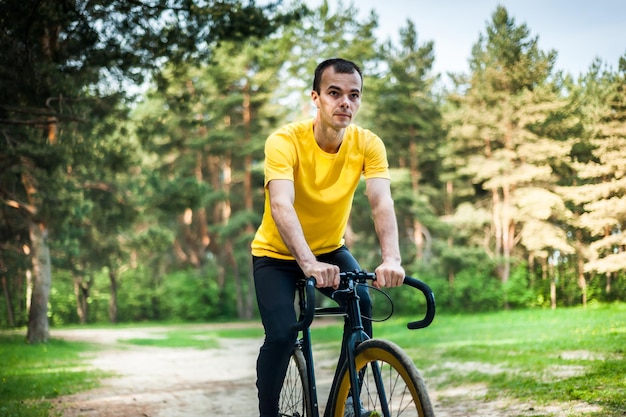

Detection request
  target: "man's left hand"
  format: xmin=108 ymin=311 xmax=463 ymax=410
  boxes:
xmin=373 ymin=262 xmax=405 ymax=288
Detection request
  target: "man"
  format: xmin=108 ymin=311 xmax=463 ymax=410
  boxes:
xmin=251 ymin=58 xmax=405 ymax=417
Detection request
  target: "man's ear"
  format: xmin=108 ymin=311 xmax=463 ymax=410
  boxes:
xmin=311 ymin=90 xmax=319 ymax=107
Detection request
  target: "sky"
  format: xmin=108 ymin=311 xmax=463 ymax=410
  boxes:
xmin=302 ymin=0 xmax=626 ymax=81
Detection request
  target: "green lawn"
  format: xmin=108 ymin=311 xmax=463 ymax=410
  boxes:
xmin=0 ymin=334 xmax=106 ymax=417
xmin=374 ymin=303 xmax=626 ymax=417
xmin=1 ymin=303 xmax=624 ymax=417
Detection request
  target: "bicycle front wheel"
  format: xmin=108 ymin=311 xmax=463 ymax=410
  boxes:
xmin=279 ymin=345 xmax=311 ymax=417
xmin=330 ymin=339 xmax=434 ymax=417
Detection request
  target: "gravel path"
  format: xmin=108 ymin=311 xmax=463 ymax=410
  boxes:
xmin=49 ymin=325 xmax=598 ymax=417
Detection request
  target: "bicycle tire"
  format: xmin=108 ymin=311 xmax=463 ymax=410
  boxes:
xmin=330 ymin=339 xmax=434 ymax=417
xmin=279 ymin=346 xmax=312 ymax=417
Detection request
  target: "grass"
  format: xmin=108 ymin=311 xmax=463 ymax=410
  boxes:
xmin=374 ymin=303 xmax=626 ymax=417
xmin=285 ymin=303 xmax=626 ymax=416
xmin=121 ymin=323 xmax=264 ymax=348
xmin=0 ymin=333 xmax=107 ymax=417
xmin=123 ymin=328 xmax=222 ymax=348
xmin=1 ymin=304 xmax=624 ymax=417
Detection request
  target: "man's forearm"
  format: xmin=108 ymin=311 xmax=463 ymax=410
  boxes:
xmin=373 ymin=201 xmax=402 ymax=264
xmin=272 ymin=202 xmax=317 ymax=269
xmin=367 ymin=178 xmax=402 ymax=265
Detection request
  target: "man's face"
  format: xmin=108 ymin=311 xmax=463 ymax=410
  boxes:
xmin=312 ymin=67 xmax=362 ymax=130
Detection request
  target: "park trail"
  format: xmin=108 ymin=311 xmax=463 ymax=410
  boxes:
xmin=50 ymin=324 xmax=600 ymax=417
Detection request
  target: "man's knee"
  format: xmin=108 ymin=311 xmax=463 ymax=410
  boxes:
xmin=263 ymin=313 xmax=298 ymax=351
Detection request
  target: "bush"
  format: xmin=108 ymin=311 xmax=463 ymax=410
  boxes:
xmin=158 ymin=269 xmax=221 ymax=321
xmin=503 ymin=263 xmax=536 ymax=308
xmin=451 ymin=267 xmax=503 ymax=312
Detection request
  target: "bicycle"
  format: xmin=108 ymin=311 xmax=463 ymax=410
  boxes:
xmin=278 ymin=270 xmax=436 ymax=417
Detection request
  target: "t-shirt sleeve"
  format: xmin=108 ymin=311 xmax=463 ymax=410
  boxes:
xmin=363 ymin=134 xmax=391 ymax=180
xmin=264 ymin=132 xmax=297 ymax=186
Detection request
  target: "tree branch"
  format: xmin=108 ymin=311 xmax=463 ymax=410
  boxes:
xmin=2 ymin=197 xmax=37 ymax=216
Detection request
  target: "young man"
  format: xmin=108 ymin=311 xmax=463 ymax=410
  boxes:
xmin=251 ymin=58 xmax=404 ymax=417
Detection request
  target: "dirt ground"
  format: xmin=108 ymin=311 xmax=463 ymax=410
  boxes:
xmin=50 ymin=324 xmax=600 ymax=417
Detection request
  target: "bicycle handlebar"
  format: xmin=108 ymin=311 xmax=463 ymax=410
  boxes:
xmin=293 ymin=277 xmax=317 ymax=332
xmin=402 ymin=276 xmax=436 ymax=329
xmin=291 ymin=271 xmax=435 ymax=332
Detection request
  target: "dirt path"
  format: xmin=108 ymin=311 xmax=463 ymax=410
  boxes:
xmin=50 ymin=325 xmax=598 ymax=417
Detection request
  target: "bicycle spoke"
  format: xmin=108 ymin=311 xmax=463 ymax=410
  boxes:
xmin=279 ymin=348 xmax=310 ymax=417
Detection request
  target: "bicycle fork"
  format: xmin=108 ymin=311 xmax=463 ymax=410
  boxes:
xmin=346 ymin=331 xmax=392 ymax=417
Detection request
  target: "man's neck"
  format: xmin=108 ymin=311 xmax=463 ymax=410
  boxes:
xmin=313 ymin=121 xmax=345 ymax=154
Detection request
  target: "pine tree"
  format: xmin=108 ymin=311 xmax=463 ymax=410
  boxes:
xmin=370 ymin=20 xmax=443 ymax=263
xmin=0 ymin=0 xmax=304 ymax=341
xmin=559 ymin=57 xmax=626 ymax=299
xmin=444 ymin=6 xmax=571 ymax=301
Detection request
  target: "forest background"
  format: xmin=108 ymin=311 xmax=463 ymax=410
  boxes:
xmin=1 ymin=0 xmax=625 ymax=343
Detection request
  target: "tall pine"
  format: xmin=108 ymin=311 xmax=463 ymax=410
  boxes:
xmin=444 ymin=6 xmax=572 ymax=302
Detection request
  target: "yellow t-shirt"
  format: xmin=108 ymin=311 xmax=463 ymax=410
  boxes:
xmin=251 ymin=120 xmax=390 ymax=260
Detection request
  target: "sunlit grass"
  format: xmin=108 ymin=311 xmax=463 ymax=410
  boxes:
xmin=121 ymin=324 xmax=264 ymax=348
xmin=0 ymin=333 xmax=107 ymax=417
xmin=373 ymin=303 xmax=626 ymax=417
xmin=2 ymin=303 xmax=624 ymax=417
xmin=280 ymin=303 xmax=626 ymax=416
xmin=123 ymin=329 xmax=220 ymax=348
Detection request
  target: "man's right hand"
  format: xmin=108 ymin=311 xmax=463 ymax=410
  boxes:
xmin=302 ymin=261 xmax=340 ymax=289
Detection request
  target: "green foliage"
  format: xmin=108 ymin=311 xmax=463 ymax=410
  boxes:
xmin=46 ymin=265 xmax=232 ymax=324
xmin=0 ymin=334 xmax=106 ymax=417
xmin=2 ymin=0 xmax=626 ymax=333
xmin=110 ymin=266 xmax=163 ymax=322
xmin=449 ymin=267 xmax=504 ymax=312
xmin=503 ymin=263 xmax=537 ymax=308
xmin=157 ymin=269 xmax=223 ymax=321
xmin=47 ymin=270 xmax=80 ymax=326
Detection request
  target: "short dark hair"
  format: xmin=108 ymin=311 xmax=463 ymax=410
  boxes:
xmin=312 ymin=58 xmax=363 ymax=93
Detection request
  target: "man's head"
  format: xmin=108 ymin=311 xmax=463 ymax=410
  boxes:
xmin=313 ymin=58 xmax=363 ymax=94
xmin=311 ymin=58 xmax=363 ymax=132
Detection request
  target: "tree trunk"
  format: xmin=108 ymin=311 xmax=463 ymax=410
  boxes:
xmin=492 ymin=189 xmax=504 ymax=278
xmin=26 ymin=221 xmax=52 ymax=343
xmin=445 ymin=182 xmax=455 ymax=288
xmin=24 ymin=16 xmax=59 ymax=343
xmin=539 ymin=256 xmax=557 ymax=308
xmin=501 ymin=185 xmax=512 ymax=286
xmin=225 ymin=240 xmax=245 ymax=318
xmin=195 ymin=152 xmax=211 ymax=262
xmin=242 ymin=83 xmax=256 ymax=319
xmin=25 ymin=269 xmax=32 ymax=312
xmin=73 ymin=278 xmax=88 ymax=324
xmin=109 ymin=268 xmax=118 ymax=323
xmin=2 ymin=276 xmax=15 ymax=327
xmin=575 ymin=231 xmax=587 ymax=307
xmin=408 ymin=138 xmax=425 ymax=260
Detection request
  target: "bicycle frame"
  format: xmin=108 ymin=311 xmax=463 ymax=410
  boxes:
xmin=295 ymin=275 xmax=369 ymax=417
xmin=292 ymin=271 xmax=436 ymax=417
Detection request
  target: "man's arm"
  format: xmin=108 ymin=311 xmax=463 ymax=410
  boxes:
xmin=365 ymin=177 xmax=405 ymax=288
xmin=268 ymin=179 xmax=340 ymax=288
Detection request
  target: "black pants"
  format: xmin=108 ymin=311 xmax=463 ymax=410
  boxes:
xmin=253 ymin=246 xmax=372 ymax=417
